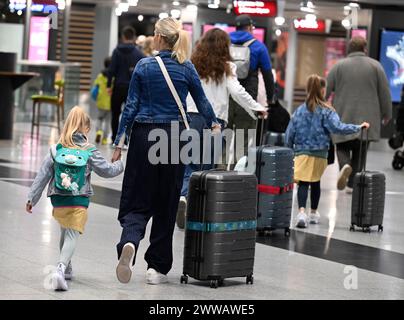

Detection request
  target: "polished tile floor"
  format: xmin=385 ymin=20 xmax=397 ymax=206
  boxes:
xmin=1 ymin=117 xmax=404 ymax=300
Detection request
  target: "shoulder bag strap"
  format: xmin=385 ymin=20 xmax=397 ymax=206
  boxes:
xmin=155 ymin=56 xmax=190 ymax=130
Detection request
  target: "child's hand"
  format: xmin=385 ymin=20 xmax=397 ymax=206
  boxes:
xmin=26 ymin=202 xmax=33 ymax=214
xmin=360 ymin=122 xmax=370 ymax=129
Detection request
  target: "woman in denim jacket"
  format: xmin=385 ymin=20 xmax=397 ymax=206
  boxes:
xmin=111 ymin=18 xmax=220 ymax=285
xmin=286 ymin=75 xmax=369 ymax=228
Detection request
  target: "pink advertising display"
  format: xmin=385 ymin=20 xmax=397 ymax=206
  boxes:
xmin=28 ymin=16 xmax=50 ymax=62
xmin=351 ymin=29 xmax=367 ymax=39
xmin=324 ymin=38 xmax=346 ymax=77
xmin=202 ymin=24 xmax=266 ymax=43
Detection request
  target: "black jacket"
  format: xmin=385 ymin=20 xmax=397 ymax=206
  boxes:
xmin=107 ymin=43 xmax=144 ymax=88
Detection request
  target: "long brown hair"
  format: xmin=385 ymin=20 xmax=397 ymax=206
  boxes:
xmin=306 ymin=74 xmax=334 ymax=112
xmin=191 ymin=28 xmax=232 ymax=84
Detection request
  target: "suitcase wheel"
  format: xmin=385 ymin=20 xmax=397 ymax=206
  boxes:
xmin=378 ymin=225 xmax=384 ymax=232
xmin=349 ymin=225 xmax=355 ymax=232
xmin=210 ymin=280 xmax=219 ymax=289
xmin=284 ymin=228 xmax=290 ymax=237
xmin=180 ymin=275 xmax=188 ymax=284
xmin=246 ymin=274 xmax=254 ymax=285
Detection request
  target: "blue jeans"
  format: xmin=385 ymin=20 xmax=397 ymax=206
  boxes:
xmin=180 ymin=113 xmax=225 ymax=197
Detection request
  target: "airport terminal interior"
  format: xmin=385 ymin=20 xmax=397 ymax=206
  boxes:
xmin=1 ymin=0 xmax=404 ymax=301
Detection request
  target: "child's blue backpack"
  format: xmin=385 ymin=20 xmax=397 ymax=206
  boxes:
xmin=52 ymin=144 xmax=96 ymax=194
xmin=90 ymin=85 xmax=99 ymax=101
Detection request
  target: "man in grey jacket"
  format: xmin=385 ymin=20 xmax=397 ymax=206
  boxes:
xmin=326 ymin=36 xmax=392 ymax=192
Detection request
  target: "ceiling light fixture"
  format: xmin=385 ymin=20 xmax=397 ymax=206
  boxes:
xmin=172 ymin=1 xmax=180 ymax=5
xmin=138 ymin=14 xmax=144 ymax=21
xmin=274 ymin=16 xmax=285 ymax=26
xmin=159 ymin=12 xmax=169 ymax=19
xmin=171 ymin=9 xmax=181 ymax=19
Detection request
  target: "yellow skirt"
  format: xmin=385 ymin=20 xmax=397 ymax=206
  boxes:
xmin=53 ymin=207 xmax=88 ymax=234
xmin=294 ymin=155 xmax=327 ymax=183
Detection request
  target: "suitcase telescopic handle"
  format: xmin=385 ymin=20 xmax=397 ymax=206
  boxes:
xmin=358 ymin=127 xmax=369 ymax=172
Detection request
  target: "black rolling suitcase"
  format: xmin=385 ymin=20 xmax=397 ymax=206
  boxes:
xmin=253 ymin=146 xmax=294 ymax=236
xmin=181 ymin=170 xmax=257 ymax=288
xmin=350 ymin=129 xmax=385 ymax=233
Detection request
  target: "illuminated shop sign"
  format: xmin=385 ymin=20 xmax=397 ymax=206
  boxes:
xmin=233 ymin=1 xmax=277 ymax=17
xmin=294 ymin=18 xmax=326 ymax=32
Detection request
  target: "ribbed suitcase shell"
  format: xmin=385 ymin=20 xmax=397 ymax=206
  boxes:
xmin=253 ymin=146 xmax=294 ymax=233
xmin=183 ymin=171 xmax=257 ymax=284
xmin=351 ymin=171 xmax=385 ymax=229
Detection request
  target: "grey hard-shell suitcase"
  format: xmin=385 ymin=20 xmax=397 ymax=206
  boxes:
xmin=263 ymin=131 xmax=286 ymax=147
xmin=181 ymin=170 xmax=257 ymax=288
xmin=253 ymin=146 xmax=294 ymax=236
xmin=350 ymin=129 xmax=385 ymax=233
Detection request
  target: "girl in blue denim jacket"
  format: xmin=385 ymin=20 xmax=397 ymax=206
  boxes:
xmin=286 ymin=75 xmax=369 ymax=228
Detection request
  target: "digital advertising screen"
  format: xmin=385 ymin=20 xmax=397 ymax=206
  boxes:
xmin=28 ymin=16 xmax=50 ymax=62
xmin=379 ymin=29 xmax=404 ymax=103
xmin=202 ymin=24 xmax=266 ymax=43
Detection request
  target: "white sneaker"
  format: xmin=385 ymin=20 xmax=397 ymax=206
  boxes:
xmin=146 ymin=268 xmax=168 ymax=285
xmin=52 ymin=263 xmax=68 ymax=291
xmin=345 ymin=187 xmax=353 ymax=194
xmin=176 ymin=196 xmax=187 ymax=229
xmin=116 ymin=243 xmax=135 ymax=284
xmin=337 ymin=164 xmax=352 ymax=190
xmin=64 ymin=261 xmax=73 ymax=280
xmin=309 ymin=211 xmax=321 ymax=224
xmin=296 ymin=212 xmax=308 ymax=228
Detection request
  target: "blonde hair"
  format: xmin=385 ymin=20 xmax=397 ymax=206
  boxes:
xmin=143 ymin=36 xmax=155 ymax=57
xmin=59 ymin=106 xmax=91 ymax=149
xmin=155 ymin=17 xmax=190 ymax=64
xmin=306 ymin=74 xmax=334 ymax=112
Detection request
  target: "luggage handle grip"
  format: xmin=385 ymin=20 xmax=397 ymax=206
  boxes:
xmin=359 ymin=127 xmax=369 ymax=172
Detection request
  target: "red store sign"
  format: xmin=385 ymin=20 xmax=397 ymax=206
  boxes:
xmin=233 ymin=1 xmax=277 ymax=17
xmin=294 ymin=18 xmax=326 ymax=33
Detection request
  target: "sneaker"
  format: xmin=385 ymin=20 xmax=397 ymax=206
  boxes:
xmin=296 ymin=212 xmax=308 ymax=228
xmin=309 ymin=211 xmax=321 ymax=224
xmin=116 ymin=243 xmax=135 ymax=284
xmin=337 ymin=164 xmax=352 ymax=190
xmin=176 ymin=196 xmax=187 ymax=229
xmin=64 ymin=261 xmax=73 ymax=280
xmin=95 ymin=130 xmax=103 ymax=144
xmin=346 ymin=187 xmax=353 ymax=194
xmin=101 ymin=137 xmax=108 ymax=145
xmin=52 ymin=263 xmax=68 ymax=291
xmin=122 ymin=144 xmax=129 ymax=150
xmin=146 ymin=268 xmax=168 ymax=285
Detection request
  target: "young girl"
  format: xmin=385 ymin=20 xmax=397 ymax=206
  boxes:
xmin=26 ymin=106 xmax=124 ymax=291
xmin=286 ymin=75 xmax=369 ymax=228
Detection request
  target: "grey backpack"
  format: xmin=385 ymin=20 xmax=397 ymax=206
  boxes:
xmin=230 ymin=39 xmax=256 ymax=80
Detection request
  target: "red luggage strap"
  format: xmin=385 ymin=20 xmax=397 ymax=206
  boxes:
xmin=258 ymin=183 xmax=294 ymax=195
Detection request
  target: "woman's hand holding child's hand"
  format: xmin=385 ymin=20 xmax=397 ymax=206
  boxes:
xmin=360 ymin=122 xmax=370 ymax=129
xmin=112 ymin=147 xmax=122 ymax=163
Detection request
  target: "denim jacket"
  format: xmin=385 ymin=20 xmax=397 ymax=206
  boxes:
xmin=27 ymin=133 xmax=124 ymax=206
xmin=286 ymin=103 xmax=361 ymax=152
xmin=114 ymin=50 xmax=218 ymax=145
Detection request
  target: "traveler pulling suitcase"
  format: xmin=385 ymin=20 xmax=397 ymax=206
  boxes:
xmin=181 ymin=170 xmax=257 ymax=288
xmin=350 ymin=129 xmax=385 ymax=233
xmin=253 ymin=145 xmax=294 ymax=236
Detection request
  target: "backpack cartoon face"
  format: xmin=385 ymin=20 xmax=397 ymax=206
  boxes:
xmin=55 ymin=148 xmax=89 ymax=166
